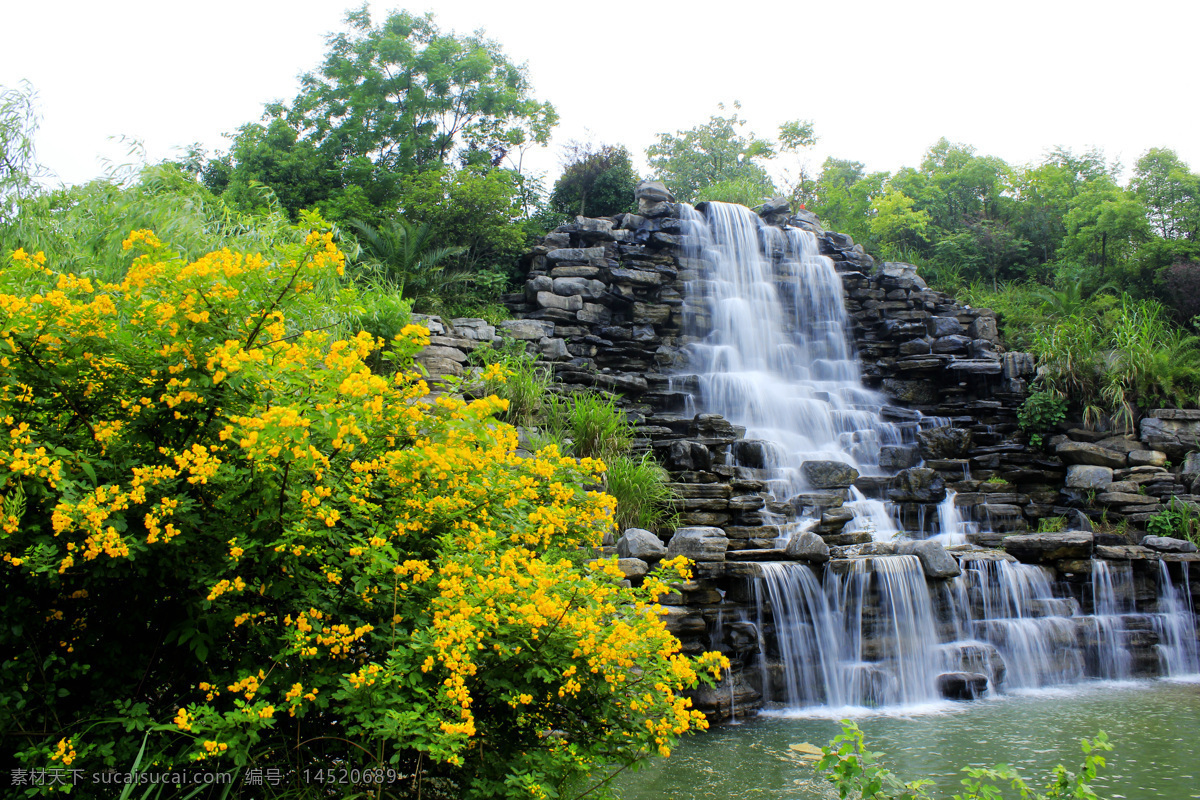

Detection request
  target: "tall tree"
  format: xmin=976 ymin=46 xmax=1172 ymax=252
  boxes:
xmin=1131 ymin=148 xmax=1200 ymax=241
xmin=548 ymin=142 xmax=638 ymax=220
xmin=646 ymin=103 xmax=813 ymax=203
xmin=0 ymin=82 xmax=44 ymax=224
xmin=1061 ymin=176 xmax=1150 ymax=283
xmin=208 ymin=8 xmax=557 ymax=221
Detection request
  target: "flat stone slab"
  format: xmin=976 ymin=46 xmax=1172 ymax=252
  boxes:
xmin=725 ymin=548 xmax=788 ymax=561
xmin=1095 ymin=545 xmax=1158 ymax=560
xmin=1002 ymin=531 xmax=1093 ymax=563
xmin=1142 ymin=535 xmax=1199 ymax=553
xmin=948 ymin=548 xmax=1017 ymax=563
xmin=1056 ymin=441 xmax=1126 ymax=468
xmin=666 ymin=526 xmax=729 ymax=562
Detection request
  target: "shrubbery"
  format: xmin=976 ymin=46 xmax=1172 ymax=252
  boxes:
xmin=0 ymin=225 xmax=725 ymax=797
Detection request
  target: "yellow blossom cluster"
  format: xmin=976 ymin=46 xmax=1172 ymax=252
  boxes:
xmin=1 ymin=231 xmax=725 ymax=791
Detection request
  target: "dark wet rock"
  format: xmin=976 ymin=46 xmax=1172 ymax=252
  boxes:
xmin=918 ymin=427 xmax=973 ymax=459
xmin=802 ymin=460 xmax=860 ymax=489
xmin=888 ymin=468 xmax=946 ymax=503
xmin=937 ymin=672 xmax=989 ymax=701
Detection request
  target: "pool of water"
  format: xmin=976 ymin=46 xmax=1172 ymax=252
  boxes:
xmin=612 ymin=679 xmax=1200 ymax=800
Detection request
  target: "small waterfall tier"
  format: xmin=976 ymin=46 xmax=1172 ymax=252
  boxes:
xmin=675 ymin=201 xmax=931 ymax=538
xmin=749 ymin=557 xmax=1199 ymax=711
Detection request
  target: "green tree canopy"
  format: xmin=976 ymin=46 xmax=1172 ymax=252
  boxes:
xmin=1131 ymin=147 xmax=1200 ymax=241
xmin=646 ymin=103 xmax=813 ymax=203
xmin=1062 ymin=176 xmax=1151 ymax=282
xmin=548 ymin=141 xmax=638 ymax=220
xmin=205 ymin=7 xmax=557 ymax=223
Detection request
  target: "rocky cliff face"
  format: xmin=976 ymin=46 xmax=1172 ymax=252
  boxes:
xmin=414 ymin=185 xmax=1200 ymax=720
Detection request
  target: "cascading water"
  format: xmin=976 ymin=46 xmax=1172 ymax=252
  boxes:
xmin=1154 ymin=562 xmax=1200 ymax=676
xmin=677 ymin=201 xmax=916 ymax=538
xmin=756 ymin=558 xmax=944 ymax=709
xmin=676 ymin=201 xmax=1199 ymax=711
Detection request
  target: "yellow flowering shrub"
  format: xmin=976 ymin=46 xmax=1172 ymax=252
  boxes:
xmin=0 ymin=227 xmax=726 ymax=798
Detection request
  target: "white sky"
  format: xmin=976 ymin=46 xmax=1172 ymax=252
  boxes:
xmin=5 ymin=0 xmax=1199 ymax=191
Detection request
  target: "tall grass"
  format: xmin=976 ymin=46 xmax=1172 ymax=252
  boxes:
xmin=605 ymin=453 xmax=677 ymax=532
xmin=473 ymin=339 xmax=553 ymax=427
xmin=1029 ymin=297 xmax=1200 ymax=429
xmin=550 ymin=391 xmax=633 ymax=462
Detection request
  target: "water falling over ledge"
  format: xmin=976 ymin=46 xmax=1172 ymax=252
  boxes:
xmin=671 ymin=200 xmax=1200 ymax=713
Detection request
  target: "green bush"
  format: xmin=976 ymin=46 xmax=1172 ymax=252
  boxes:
xmin=812 ymin=721 xmax=1112 ymax=800
xmin=1018 ymin=390 xmax=1068 ymax=448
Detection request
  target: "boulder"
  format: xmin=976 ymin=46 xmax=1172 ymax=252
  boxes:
xmin=1002 ymin=532 xmax=1093 ymax=562
xmin=937 ymin=672 xmax=989 ymax=701
xmin=918 ymin=427 xmax=973 ymax=459
xmin=1139 ymin=411 xmax=1200 ymax=461
xmin=877 ymin=262 xmax=928 ymax=290
xmin=615 ymin=558 xmax=649 ymax=578
xmin=784 ymin=531 xmax=830 ymax=563
xmin=666 ymin=527 xmax=729 ymax=562
xmin=927 ymin=316 xmax=966 ymax=337
xmin=801 ymin=460 xmax=860 ymax=489
xmin=888 ymin=467 xmax=946 ymax=503
xmin=897 ymin=539 xmax=961 ymax=579
xmin=1055 ymin=441 xmax=1127 ymax=468
xmin=879 ymin=444 xmax=921 ymax=470
xmin=634 ymin=180 xmax=674 ymax=203
xmin=537 ymin=337 xmax=569 ymax=360
xmin=1141 ymin=535 xmax=1199 ymax=554
xmin=1065 ymin=464 xmax=1114 ymax=490
xmin=616 ymin=528 xmax=668 ymax=561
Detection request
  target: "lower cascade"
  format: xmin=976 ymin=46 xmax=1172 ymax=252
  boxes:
xmin=749 ymin=558 xmax=1198 ymax=711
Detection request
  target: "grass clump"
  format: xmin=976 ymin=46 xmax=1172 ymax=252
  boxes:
xmin=606 ymin=452 xmax=678 ymax=533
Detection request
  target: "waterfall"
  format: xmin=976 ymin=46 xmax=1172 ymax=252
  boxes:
xmin=755 ymin=558 xmax=942 ymax=709
xmin=957 ymin=559 xmax=1084 ymax=689
xmin=1089 ymin=560 xmax=1137 ymax=680
xmin=676 ymin=201 xmax=1200 ymax=712
xmin=932 ymin=490 xmax=975 ymax=546
xmin=1153 ymin=562 xmax=1200 ymax=678
xmin=678 ymin=202 xmax=912 ymax=539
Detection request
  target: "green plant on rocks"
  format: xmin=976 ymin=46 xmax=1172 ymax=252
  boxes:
xmin=1146 ymin=497 xmax=1200 ymax=545
xmin=1037 ymin=516 xmax=1068 ymax=533
xmin=1018 ymin=389 xmax=1068 ymax=448
xmin=605 ymin=452 xmax=678 ymax=533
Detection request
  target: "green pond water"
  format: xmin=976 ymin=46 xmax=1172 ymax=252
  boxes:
xmin=612 ymin=680 xmax=1200 ymax=800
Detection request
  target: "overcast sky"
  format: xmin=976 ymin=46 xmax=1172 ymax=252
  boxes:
xmin=5 ymin=0 xmax=1198 ymax=190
